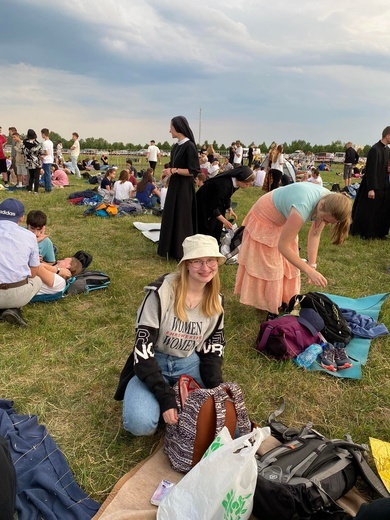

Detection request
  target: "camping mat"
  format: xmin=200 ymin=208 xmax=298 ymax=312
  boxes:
xmin=306 ymin=293 xmax=389 ymax=379
xmin=133 ymin=222 xmax=161 ymax=243
xmin=93 ymin=436 xmax=365 ymax=520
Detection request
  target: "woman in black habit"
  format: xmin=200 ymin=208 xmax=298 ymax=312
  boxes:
xmin=196 ymin=165 xmax=255 ymax=243
xmin=157 ymin=116 xmax=200 ymax=261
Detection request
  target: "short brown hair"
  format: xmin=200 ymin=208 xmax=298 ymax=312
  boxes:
xmin=72 ymin=132 xmax=79 ymax=138
xmin=41 ymin=128 xmax=50 ymax=137
xmin=70 ymin=257 xmax=83 ymax=276
xmin=382 ymin=126 xmax=390 ymax=138
xmin=27 ymin=210 xmax=47 ymax=228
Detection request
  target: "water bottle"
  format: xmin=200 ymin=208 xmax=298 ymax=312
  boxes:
xmin=294 ymin=343 xmax=323 ymax=368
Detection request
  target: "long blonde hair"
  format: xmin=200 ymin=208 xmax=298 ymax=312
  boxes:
xmin=321 ymin=193 xmax=352 ymax=245
xmin=173 ymin=262 xmax=223 ymax=322
xmin=271 ymin=144 xmax=283 ymax=163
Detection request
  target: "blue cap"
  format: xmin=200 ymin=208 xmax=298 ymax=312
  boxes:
xmin=0 ymin=198 xmax=25 ymax=223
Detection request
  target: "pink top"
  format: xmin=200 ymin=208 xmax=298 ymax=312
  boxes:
xmin=52 ymin=169 xmax=69 ymax=186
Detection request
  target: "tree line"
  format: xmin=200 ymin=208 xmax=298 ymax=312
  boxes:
xmin=5 ymin=133 xmax=372 ymax=156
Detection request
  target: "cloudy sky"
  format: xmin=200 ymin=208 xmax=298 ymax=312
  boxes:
xmin=2 ymin=0 xmax=390 ymax=148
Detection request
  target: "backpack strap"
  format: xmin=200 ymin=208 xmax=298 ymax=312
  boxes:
xmin=221 ymin=382 xmax=251 ymax=435
xmin=257 ymin=324 xmax=275 ymax=351
xmin=334 ymin=439 xmax=390 ymax=499
xmin=210 ymin=386 xmax=230 ymax=434
xmin=267 ymin=398 xmax=301 ymax=440
xmin=287 ymin=294 xmax=304 ymax=312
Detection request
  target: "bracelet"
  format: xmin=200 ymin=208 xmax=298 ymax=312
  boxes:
xmin=175 ymin=168 xmax=179 ymax=174
xmin=56 ymin=267 xmax=61 ymax=274
xmin=308 ymin=263 xmax=317 ymax=269
xmin=170 ymin=168 xmax=172 ymax=174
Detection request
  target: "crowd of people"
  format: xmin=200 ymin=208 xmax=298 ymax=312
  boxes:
xmin=1 ymin=118 xmax=389 ymax=519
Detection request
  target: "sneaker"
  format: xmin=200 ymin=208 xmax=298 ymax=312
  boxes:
xmin=2 ymin=308 xmax=28 ymax=327
xmin=334 ymin=343 xmax=353 ymax=370
xmin=320 ymin=343 xmax=337 ymax=372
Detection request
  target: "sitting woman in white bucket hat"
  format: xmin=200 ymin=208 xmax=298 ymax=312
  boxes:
xmin=115 ymin=234 xmax=226 ymax=436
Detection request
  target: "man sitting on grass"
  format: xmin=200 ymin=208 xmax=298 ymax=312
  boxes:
xmin=0 ymin=198 xmax=42 ymax=326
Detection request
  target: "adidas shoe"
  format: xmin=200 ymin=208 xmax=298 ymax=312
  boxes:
xmin=334 ymin=343 xmax=353 ymax=370
xmin=320 ymin=343 xmax=337 ymax=372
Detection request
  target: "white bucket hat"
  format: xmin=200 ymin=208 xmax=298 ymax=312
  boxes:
xmin=179 ymin=234 xmax=226 ymax=265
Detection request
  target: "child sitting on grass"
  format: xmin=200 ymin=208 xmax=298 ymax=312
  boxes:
xmin=27 ymin=210 xmax=56 ymax=263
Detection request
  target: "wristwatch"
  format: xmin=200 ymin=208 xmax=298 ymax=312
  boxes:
xmin=56 ymin=267 xmax=61 ymax=274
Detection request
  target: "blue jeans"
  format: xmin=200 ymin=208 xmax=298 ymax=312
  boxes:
xmin=71 ymin=156 xmax=81 ymax=178
xmin=142 ymin=194 xmax=159 ymax=209
xmin=42 ymin=163 xmax=52 ymax=191
xmin=122 ymin=351 xmax=204 ymax=436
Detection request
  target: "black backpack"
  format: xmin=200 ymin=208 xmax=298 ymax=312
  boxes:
xmin=65 ymin=271 xmax=110 ymax=295
xmin=288 ymin=292 xmax=352 ymax=345
xmin=253 ymin=403 xmax=390 ymax=520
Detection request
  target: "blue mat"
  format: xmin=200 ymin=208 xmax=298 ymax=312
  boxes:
xmin=306 ymin=293 xmax=389 ymax=379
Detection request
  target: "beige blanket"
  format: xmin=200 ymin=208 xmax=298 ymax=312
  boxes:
xmin=93 ymin=437 xmax=366 ymax=520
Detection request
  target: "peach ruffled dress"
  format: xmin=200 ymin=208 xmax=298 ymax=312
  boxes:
xmin=234 ymin=191 xmax=300 ymax=314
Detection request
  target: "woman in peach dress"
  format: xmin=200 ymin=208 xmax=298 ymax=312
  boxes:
xmin=234 ymin=183 xmax=352 ymax=320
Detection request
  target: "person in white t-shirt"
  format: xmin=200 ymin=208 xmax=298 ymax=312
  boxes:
xmin=41 ymin=128 xmax=54 ymax=192
xmin=308 ymin=168 xmax=323 ymax=187
xmin=70 ymin=132 xmax=81 ymax=179
xmin=234 ymin=140 xmax=243 ymax=167
xmin=253 ymin=163 xmax=266 ymax=187
xmin=146 ymin=140 xmax=161 ymax=172
xmin=36 ymin=257 xmax=82 ymax=295
xmin=270 ymin=144 xmax=285 ymax=190
xmin=113 ymin=169 xmax=135 ymax=202
xmin=207 ymin=158 xmax=220 ymax=178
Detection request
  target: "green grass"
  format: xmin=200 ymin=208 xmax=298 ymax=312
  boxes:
xmin=1 ymin=162 xmax=389 ymax=503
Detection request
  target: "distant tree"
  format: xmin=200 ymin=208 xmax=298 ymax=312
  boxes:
xmin=361 ymin=144 xmax=371 ymax=157
xmin=125 ymin=143 xmax=135 ymax=149
xmin=48 ymin=131 xmax=64 ymax=146
xmin=112 ymin=142 xmax=125 ymax=150
xmin=161 ymin=140 xmax=171 ymax=151
xmin=219 ymin=144 xmax=226 ymax=152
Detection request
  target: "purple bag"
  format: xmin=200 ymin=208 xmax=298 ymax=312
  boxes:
xmin=256 ymin=315 xmax=321 ymax=360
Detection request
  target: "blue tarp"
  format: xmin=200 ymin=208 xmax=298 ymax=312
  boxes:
xmin=306 ymin=293 xmax=389 ymax=379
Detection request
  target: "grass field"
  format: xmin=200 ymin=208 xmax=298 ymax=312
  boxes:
xmin=1 ymin=162 xmax=389 ymax=504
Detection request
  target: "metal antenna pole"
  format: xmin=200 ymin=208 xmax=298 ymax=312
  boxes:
xmin=198 ymin=107 xmax=202 ymax=146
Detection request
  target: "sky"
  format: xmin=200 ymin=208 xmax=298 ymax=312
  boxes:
xmin=2 ymin=0 xmax=390 ymax=149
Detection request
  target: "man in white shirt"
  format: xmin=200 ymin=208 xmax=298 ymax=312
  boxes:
xmin=146 ymin=140 xmax=161 ymax=172
xmin=41 ymin=128 xmax=54 ymax=192
xmin=70 ymin=132 xmax=81 ymax=178
xmin=0 ymin=198 xmax=42 ymax=326
xmin=234 ymin=140 xmax=243 ymax=168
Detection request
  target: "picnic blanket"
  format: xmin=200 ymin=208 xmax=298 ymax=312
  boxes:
xmin=93 ymin=436 xmax=366 ymax=520
xmin=306 ymin=293 xmax=389 ymax=379
xmin=0 ymin=399 xmax=100 ymax=520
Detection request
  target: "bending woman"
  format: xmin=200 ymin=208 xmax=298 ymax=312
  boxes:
xmin=196 ymin=165 xmax=255 ymax=243
xmin=157 ymin=116 xmax=200 ymax=261
xmin=115 ymin=234 xmax=226 ymax=436
xmin=234 ymin=183 xmax=352 ymax=318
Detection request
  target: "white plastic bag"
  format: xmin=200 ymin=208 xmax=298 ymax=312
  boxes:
xmin=157 ymin=426 xmax=270 ymax=520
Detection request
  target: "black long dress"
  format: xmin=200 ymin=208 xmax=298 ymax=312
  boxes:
xmin=350 ymin=140 xmax=390 ymax=239
xmin=157 ymin=140 xmax=200 ymax=260
xmin=196 ymin=176 xmax=236 ymax=243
